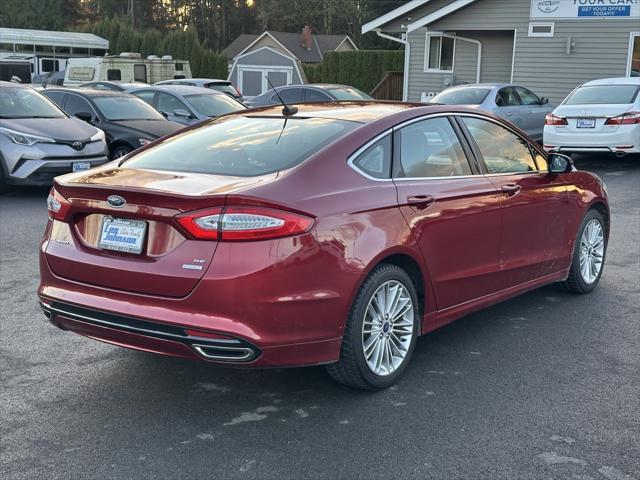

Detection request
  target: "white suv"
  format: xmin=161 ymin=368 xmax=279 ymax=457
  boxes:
xmin=543 ymin=77 xmax=640 ymax=157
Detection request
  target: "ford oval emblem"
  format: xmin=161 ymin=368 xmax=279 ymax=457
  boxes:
xmin=107 ymin=195 xmax=126 ymax=208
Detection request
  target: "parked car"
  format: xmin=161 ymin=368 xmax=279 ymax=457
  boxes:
xmin=79 ymin=81 xmax=149 ymax=92
xmin=41 ymin=88 xmax=184 ymax=159
xmin=154 ymin=78 xmax=243 ymax=101
xmin=244 ymin=84 xmax=373 ymax=108
xmin=0 ymin=81 xmax=107 ymax=193
xmin=430 ymin=83 xmax=554 ymax=142
xmin=544 ymin=77 xmax=640 ymax=157
xmin=130 ymin=85 xmax=246 ymax=126
xmin=39 ymin=102 xmax=610 ymax=390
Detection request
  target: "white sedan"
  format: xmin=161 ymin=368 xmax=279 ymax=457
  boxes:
xmin=544 ymin=77 xmax=640 ymax=157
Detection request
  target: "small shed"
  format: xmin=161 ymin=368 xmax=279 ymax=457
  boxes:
xmin=225 ymin=28 xmax=357 ymax=97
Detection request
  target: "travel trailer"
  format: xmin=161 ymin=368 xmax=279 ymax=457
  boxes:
xmin=64 ymin=53 xmax=192 ymax=86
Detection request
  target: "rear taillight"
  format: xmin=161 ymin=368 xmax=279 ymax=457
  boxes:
xmin=46 ymin=188 xmax=71 ymax=221
xmin=176 ymin=206 xmax=314 ymax=241
xmin=605 ymin=112 xmax=640 ymax=125
xmin=545 ymin=113 xmax=568 ymax=126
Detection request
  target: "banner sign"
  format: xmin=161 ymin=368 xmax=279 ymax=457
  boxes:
xmin=531 ymin=0 xmax=640 ymax=19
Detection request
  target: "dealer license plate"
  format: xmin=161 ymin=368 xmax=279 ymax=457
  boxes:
xmin=99 ymin=217 xmax=147 ymax=254
xmin=73 ymin=162 xmax=91 ymax=172
xmin=576 ymin=118 xmax=596 ymax=129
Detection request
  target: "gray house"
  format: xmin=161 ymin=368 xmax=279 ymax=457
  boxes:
xmin=363 ymin=0 xmax=640 ymax=103
xmin=224 ymin=28 xmax=357 ymax=97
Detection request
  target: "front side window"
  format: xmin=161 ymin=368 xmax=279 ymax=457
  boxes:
xmin=107 ymin=69 xmax=121 ymax=81
xmin=462 ymin=117 xmax=536 ymax=174
xmin=351 ymin=135 xmax=391 ymax=179
xmin=125 ymin=116 xmax=358 ymax=177
xmin=514 ymin=87 xmax=540 ymax=106
xmin=397 ymin=117 xmax=472 ymax=178
xmin=157 ymin=92 xmax=189 ymax=114
xmin=0 ymin=87 xmax=65 ymax=119
xmin=64 ymin=95 xmax=93 ymax=117
xmin=425 ymin=34 xmax=454 ymax=72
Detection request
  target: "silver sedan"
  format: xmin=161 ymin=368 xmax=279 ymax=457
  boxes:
xmin=430 ymin=83 xmax=555 ymax=142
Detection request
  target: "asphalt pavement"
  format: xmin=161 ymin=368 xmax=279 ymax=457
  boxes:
xmin=1 ymin=155 xmax=638 ymax=480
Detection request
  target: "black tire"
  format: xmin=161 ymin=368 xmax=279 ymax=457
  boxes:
xmin=110 ymin=144 xmax=133 ymax=160
xmin=326 ymin=264 xmax=420 ymax=390
xmin=0 ymin=163 xmax=9 ymax=195
xmin=560 ymin=208 xmax=607 ymax=294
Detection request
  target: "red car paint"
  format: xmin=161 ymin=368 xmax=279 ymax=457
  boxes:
xmin=38 ymin=102 xmax=609 ymax=367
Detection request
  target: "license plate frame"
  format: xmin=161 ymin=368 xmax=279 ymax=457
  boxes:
xmin=576 ymin=118 xmax=596 ymax=129
xmin=72 ymin=161 xmax=91 ymax=172
xmin=98 ymin=217 xmax=147 ymax=254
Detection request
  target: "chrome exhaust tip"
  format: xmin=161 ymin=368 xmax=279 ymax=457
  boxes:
xmin=192 ymin=344 xmax=256 ymax=362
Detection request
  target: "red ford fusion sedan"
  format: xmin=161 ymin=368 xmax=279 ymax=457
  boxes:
xmin=38 ymin=102 xmax=609 ymax=390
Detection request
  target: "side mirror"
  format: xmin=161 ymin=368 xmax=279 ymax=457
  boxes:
xmin=540 ymin=97 xmax=549 ymax=105
xmin=173 ymin=108 xmax=192 ymax=119
xmin=75 ymin=112 xmax=95 ymax=123
xmin=548 ymin=153 xmax=573 ymax=174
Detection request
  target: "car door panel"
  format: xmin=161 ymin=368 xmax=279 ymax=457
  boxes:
xmin=392 ymin=116 xmax=502 ymax=310
xmin=459 ymin=115 xmax=569 ymax=288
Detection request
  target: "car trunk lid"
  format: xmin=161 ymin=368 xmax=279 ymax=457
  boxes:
xmin=45 ymin=166 xmax=277 ymax=298
xmin=553 ymin=104 xmax=634 ymax=132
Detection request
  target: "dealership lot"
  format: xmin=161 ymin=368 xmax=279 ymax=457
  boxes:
xmin=1 ymin=155 xmax=638 ymax=479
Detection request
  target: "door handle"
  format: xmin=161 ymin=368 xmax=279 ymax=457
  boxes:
xmin=500 ymin=184 xmax=521 ymax=196
xmin=407 ymin=195 xmax=435 ymax=210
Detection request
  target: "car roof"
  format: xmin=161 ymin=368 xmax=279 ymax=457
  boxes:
xmin=41 ymin=87 xmax=133 ymax=98
xmin=245 ymin=101 xmax=431 ymax=123
xmin=0 ymin=80 xmax=26 ymax=88
xmin=583 ymin=77 xmax=640 ymax=86
xmin=443 ymin=83 xmax=510 ymax=89
xmin=131 ymin=85 xmax=224 ymax=95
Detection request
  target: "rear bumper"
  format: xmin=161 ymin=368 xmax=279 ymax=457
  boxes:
xmin=38 ymin=233 xmax=352 ymax=367
xmin=543 ymin=125 xmax=640 ymax=154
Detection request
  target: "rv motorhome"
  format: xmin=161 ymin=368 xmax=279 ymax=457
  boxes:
xmin=64 ymin=53 xmax=192 ymax=86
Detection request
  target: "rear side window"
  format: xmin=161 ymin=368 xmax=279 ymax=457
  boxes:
xmin=351 ymin=135 xmax=391 ymax=179
xmin=496 ymin=87 xmax=519 ymax=107
xmin=43 ymin=91 xmax=65 ymax=107
xmin=133 ymin=90 xmax=156 ymax=106
xmin=124 ymin=116 xmax=358 ymax=177
xmin=396 ymin=117 xmax=472 ymax=178
xmin=564 ymin=85 xmax=640 ymax=105
xmin=462 ymin=117 xmax=536 ymax=173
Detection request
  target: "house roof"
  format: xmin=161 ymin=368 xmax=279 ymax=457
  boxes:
xmin=362 ymin=0 xmax=479 ymax=34
xmin=223 ymin=30 xmax=355 ymax=63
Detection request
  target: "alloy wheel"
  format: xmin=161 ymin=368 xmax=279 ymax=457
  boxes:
xmin=579 ymin=218 xmax=605 ymax=284
xmin=361 ymin=280 xmax=415 ymax=376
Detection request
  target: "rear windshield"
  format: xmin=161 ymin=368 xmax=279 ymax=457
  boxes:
xmin=124 ymin=116 xmax=358 ymax=176
xmin=431 ymin=88 xmax=491 ymax=105
xmin=329 ymin=87 xmax=373 ymax=101
xmin=93 ymin=96 xmax=166 ymax=121
xmin=185 ymin=93 xmax=245 ymax=117
xmin=564 ymin=85 xmax=640 ymax=105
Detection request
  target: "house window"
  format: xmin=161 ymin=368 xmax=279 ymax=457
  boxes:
xmin=425 ymin=34 xmax=454 ymax=72
xmin=629 ymin=33 xmax=640 ymax=77
xmin=528 ymin=23 xmax=555 ymax=37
